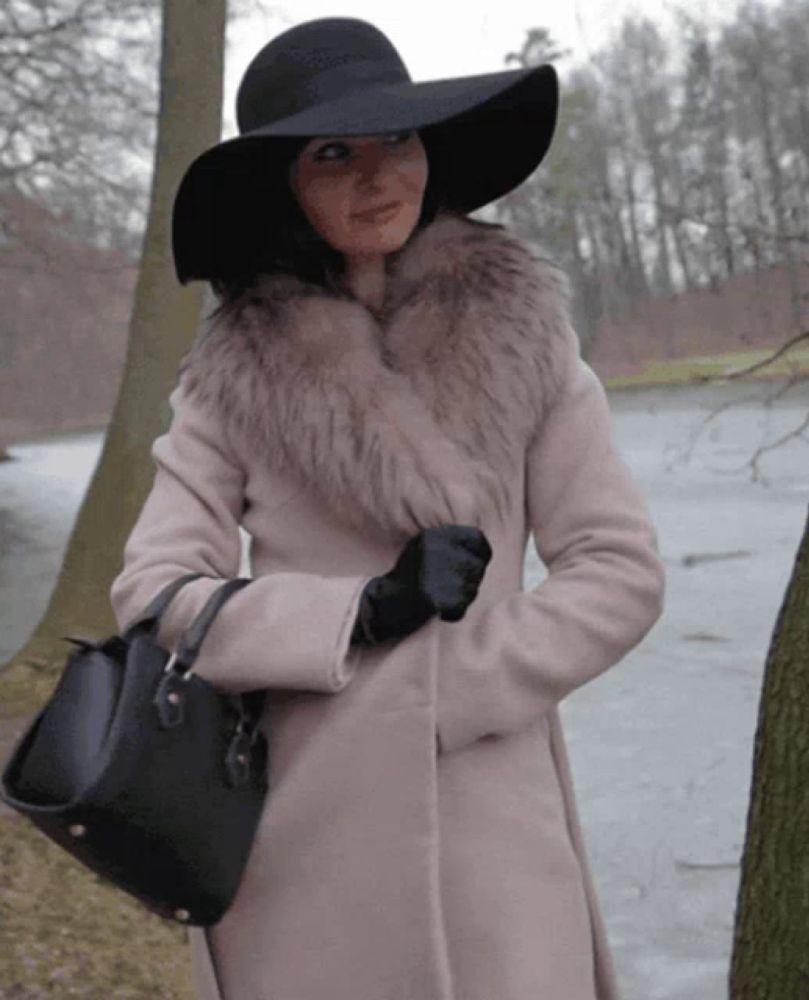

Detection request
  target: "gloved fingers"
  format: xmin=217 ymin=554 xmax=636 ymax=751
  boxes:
xmin=421 ymin=549 xmax=488 ymax=591
xmin=430 ymin=524 xmax=493 ymax=564
xmin=438 ymin=604 xmax=468 ymax=623
xmin=424 ymin=569 xmax=482 ymax=617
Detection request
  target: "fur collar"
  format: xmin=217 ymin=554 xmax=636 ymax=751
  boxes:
xmin=178 ymin=210 xmax=575 ymax=543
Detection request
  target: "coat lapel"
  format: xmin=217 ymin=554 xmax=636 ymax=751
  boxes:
xmin=178 ymin=210 xmax=575 ymax=542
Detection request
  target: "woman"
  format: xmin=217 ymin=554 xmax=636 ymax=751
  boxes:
xmin=110 ymin=16 xmax=665 ymax=1000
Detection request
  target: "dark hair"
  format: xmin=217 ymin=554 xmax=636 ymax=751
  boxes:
xmin=205 ymin=132 xmax=447 ymax=326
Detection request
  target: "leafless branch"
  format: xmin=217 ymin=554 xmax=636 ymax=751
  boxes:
xmin=683 ymin=330 xmax=809 ymax=383
xmin=745 ymin=407 xmax=809 ymax=484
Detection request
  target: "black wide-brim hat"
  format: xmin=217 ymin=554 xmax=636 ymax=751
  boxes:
xmin=172 ymin=16 xmax=559 ymax=285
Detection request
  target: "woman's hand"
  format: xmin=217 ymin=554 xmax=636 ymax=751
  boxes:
xmin=351 ymin=525 xmax=493 ymax=646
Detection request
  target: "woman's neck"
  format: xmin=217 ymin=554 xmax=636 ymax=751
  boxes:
xmin=342 ymin=252 xmax=386 ymax=313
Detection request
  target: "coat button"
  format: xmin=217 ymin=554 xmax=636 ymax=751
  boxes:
xmin=174 ymin=908 xmax=191 ymax=922
xmin=68 ymin=823 xmax=86 ymax=837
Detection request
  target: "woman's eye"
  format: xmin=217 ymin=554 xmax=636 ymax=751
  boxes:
xmin=314 ymin=142 xmax=348 ymax=162
xmin=313 ymin=131 xmax=413 ymax=162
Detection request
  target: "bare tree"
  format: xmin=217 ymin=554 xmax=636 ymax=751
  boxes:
xmin=0 ymin=0 xmax=265 ymax=258
xmin=0 ymin=0 xmax=225 ymax=693
xmin=0 ymin=3 xmax=235 ymax=993
xmin=723 ymin=0 xmax=805 ymax=330
xmin=729 ymin=505 xmax=809 ymax=998
xmin=0 ymin=0 xmax=161 ymax=256
xmin=493 ymin=0 xmax=808 ymax=360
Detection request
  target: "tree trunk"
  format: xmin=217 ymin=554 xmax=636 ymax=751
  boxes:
xmin=729 ymin=504 xmax=809 ymax=998
xmin=0 ymin=0 xmax=226 ymax=703
xmin=620 ymin=150 xmax=649 ymax=299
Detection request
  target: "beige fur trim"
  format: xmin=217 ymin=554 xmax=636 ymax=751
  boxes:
xmin=178 ymin=211 xmax=576 ymax=541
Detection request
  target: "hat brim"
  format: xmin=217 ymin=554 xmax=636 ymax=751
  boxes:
xmin=172 ymin=63 xmax=558 ymax=284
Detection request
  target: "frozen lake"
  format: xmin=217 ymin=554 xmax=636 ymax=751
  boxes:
xmin=1 ymin=378 xmax=807 ymax=1000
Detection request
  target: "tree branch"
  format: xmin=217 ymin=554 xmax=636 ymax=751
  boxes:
xmin=688 ymin=330 xmax=809 ymax=382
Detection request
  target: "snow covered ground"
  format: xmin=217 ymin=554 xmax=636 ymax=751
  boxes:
xmin=1 ymin=378 xmax=807 ymax=1000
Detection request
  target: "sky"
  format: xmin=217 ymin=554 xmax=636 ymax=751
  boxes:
xmin=222 ymin=0 xmax=757 ymax=137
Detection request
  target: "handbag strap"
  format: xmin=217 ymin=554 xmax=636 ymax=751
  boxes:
xmin=173 ymin=577 xmax=266 ymax=734
xmin=121 ymin=571 xmax=206 ymax=641
xmin=173 ymin=577 xmax=252 ymax=674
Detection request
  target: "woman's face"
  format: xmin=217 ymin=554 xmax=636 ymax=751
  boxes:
xmin=288 ymin=129 xmax=429 ymax=257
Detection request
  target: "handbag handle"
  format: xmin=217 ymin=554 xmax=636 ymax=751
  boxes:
xmin=122 ymin=574 xmax=263 ymax=731
xmin=153 ymin=577 xmax=266 ymax=744
xmin=167 ymin=577 xmax=252 ymax=679
xmin=121 ymin=571 xmax=207 ymax=641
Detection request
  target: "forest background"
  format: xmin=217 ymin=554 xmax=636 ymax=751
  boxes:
xmin=1 ymin=0 xmax=808 ymax=449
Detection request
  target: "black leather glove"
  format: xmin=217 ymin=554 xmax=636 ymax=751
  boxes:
xmin=350 ymin=525 xmax=493 ymax=647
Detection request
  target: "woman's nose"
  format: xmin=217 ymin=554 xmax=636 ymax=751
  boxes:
xmin=355 ymin=147 xmax=390 ymax=188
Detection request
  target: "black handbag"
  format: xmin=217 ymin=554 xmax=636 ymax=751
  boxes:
xmin=0 ymin=571 xmax=269 ymax=927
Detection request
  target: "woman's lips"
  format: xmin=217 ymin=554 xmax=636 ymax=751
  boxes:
xmin=353 ymin=201 xmax=402 ymax=222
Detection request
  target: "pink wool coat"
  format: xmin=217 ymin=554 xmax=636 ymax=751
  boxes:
xmin=109 ymin=210 xmax=665 ymax=1000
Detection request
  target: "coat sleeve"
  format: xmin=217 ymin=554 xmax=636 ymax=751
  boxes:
xmin=434 ymin=328 xmax=666 ymax=753
xmin=109 ymin=372 xmax=371 ymax=694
